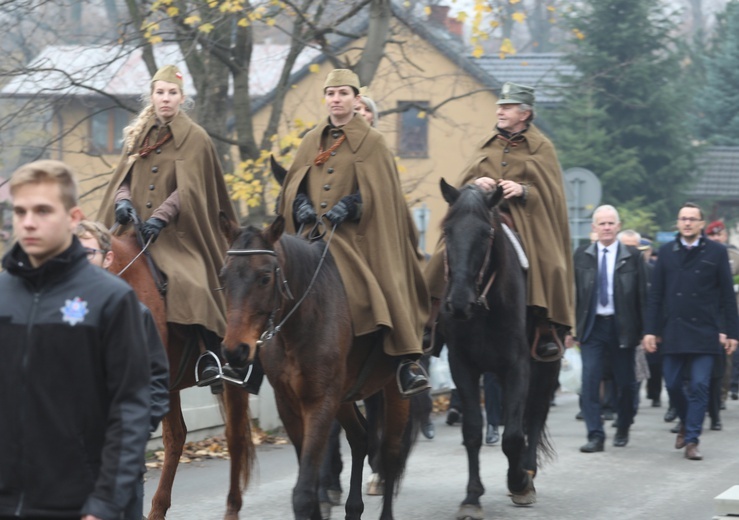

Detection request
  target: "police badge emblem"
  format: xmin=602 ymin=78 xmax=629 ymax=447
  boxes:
xmin=61 ymin=297 xmax=89 ymax=326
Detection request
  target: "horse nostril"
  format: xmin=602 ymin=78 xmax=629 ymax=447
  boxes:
xmin=223 ymin=342 xmax=252 ymax=368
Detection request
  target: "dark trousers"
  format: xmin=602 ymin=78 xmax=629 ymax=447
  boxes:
xmin=663 ymin=354 xmax=714 ymax=445
xmin=483 ymin=372 xmax=502 ymax=428
xmin=580 ymin=316 xmax=636 ymax=441
xmin=708 ymin=353 xmax=726 ymax=423
xmin=732 ymin=348 xmax=739 ymax=393
xmin=646 ymin=351 xmax=663 ymax=400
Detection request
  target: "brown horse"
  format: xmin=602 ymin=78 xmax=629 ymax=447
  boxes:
xmin=219 ymin=215 xmax=417 ymax=520
xmin=109 ymin=230 xmax=254 ymax=520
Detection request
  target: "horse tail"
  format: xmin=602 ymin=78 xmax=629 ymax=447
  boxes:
xmin=218 ymin=388 xmax=256 ymax=493
xmin=524 ymin=359 xmax=560 ymax=468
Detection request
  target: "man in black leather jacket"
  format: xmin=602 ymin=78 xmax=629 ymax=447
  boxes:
xmin=574 ymin=205 xmax=648 ymax=453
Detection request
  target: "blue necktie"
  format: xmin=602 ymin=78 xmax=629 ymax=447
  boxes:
xmin=599 ymin=248 xmax=609 ymax=307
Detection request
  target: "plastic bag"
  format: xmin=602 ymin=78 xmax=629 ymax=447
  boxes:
xmin=558 ymin=346 xmax=582 ymax=394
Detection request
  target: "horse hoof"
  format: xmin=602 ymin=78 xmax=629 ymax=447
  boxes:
xmin=320 ymin=501 xmax=332 ymax=520
xmin=511 ymin=488 xmax=537 ymax=506
xmin=366 ymin=473 xmax=384 ymax=496
xmin=456 ymin=504 xmax=484 ymax=520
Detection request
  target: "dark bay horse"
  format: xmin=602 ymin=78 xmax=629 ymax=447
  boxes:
xmin=438 ymin=179 xmax=558 ymax=520
xmin=219 ymin=215 xmax=416 ymax=520
xmin=109 ymin=231 xmax=254 ymax=520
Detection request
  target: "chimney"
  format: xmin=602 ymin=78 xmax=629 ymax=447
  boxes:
xmin=429 ymin=5 xmax=450 ymax=25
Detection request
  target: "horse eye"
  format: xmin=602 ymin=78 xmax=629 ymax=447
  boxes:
xmin=259 ymin=275 xmax=271 ymax=287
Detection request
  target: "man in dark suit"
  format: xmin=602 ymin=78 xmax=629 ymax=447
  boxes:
xmin=575 ymin=205 xmax=649 ymax=453
xmin=644 ymin=203 xmax=739 ymax=461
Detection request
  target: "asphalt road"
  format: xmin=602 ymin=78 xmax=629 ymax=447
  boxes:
xmin=144 ymin=390 xmax=739 ymax=519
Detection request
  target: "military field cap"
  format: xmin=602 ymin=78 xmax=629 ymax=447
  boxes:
xmin=497 ymin=82 xmax=535 ymax=106
xmin=706 ymin=220 xmax=726 ymax=236
xmin=324 ymin=69 xmax=360 ymax=91
xmin=151 ymin=65 xmax=184 ymax=89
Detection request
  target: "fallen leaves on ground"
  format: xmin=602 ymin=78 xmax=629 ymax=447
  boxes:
xmin=145 ymin=427 xmax=288 ymax=469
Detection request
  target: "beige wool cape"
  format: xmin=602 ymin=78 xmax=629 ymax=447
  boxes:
xmin=426 ymin=123 xmax=575 ymax=329
xmin=277 ymin=114 xmax=429 ymax=356
xmin=98 ymin=111 xmax=237 ymax=337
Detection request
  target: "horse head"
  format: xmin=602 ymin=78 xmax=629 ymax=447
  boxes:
xmin=440 ymin=178 xmax=505 ymax=320
xmin=219 ymin=214 xmax=286 ymax=371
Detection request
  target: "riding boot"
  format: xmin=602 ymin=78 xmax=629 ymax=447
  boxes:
xmin=422 ymin=298 xmax=445 ymax=357
xmin=534 ymin=321 xmax=565 ymax=361
xmin=397 ymin=357 xmax=431 ymax=398
xmin=197 ymin=327 xmax=224 ymax=395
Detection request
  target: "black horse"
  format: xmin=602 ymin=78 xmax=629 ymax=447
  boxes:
xmin=438 ymin=179 xmax=558 ymax=520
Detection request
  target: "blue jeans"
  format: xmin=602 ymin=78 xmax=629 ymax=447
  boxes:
xmin=662 ymin=353 xmax=714 ymax=445
xmin=580 ymin=316 xmax=636 ymax=441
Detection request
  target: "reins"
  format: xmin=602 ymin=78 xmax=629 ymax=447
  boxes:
xmin=111 ymin=217 xmax=168 ymax=296
xmin=444 ymin=225 xmax=497 ymax=309
xmin=226 ymin=223 xmax=337 ymax=347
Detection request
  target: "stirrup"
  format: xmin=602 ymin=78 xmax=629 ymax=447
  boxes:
xmin=195 ymin=351 xmax=224 ymax=387
xmin=221 ymin=363 xmax=256 ymax=389
xmin=396 ymin=360 xmax=431 ymax=399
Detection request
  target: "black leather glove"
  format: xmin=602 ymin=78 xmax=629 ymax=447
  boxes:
xmin=141 ymin=217 xmax=166 ymax=244
xmin=325 ymin=193 xmax=361 ymax=226
xmin=293 ymin=193 xmax=317 ymax=225
xmin=115 ymin=199 xmax=137 ymax=225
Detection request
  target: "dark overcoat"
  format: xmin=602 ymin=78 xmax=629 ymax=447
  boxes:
xmin=645 ymin=235 xmax=739 ymax=355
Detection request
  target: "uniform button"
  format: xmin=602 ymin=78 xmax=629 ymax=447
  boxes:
xmin=146 ymin=201 xmax=152 ymax=208
xmin=149 ymin=185 xmax=155 ymax=190
xmin=330 ymin=151 xmax=336 ymax=156
xmin=501 ymin=161 xmax=508 ymax=166
xmin=320 ymin=201 xmax=328 ymax=208
xmin=323 ymin=184 xmax=331 ymax=191
xmin=504 ymin=148 xmax=510 ymax=153
xmin=327 ymin=168 xmax=334 ymax=174
xmin=332 ymin=132 xmax=340 ymax=138
xmin=152 ymin=166 xmax=159 ymax=173
xmin=677 ymin=292 xmax=682 ymax=296
xmin=155 ymin=148 xmax=162 ymax=154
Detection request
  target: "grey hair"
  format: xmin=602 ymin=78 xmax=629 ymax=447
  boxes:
xmin=359 ymin=95 xmax=379 ymax=127
xmin=592 ymin=204 xmax=621 ymax=224
xmin=518 ymin=103 xmax=535 ymax=122
xmin=617 ymin=229 xmax=641 ymax=241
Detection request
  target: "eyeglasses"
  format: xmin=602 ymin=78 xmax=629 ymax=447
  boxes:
xmin=677 ymin=217 xmax=703 ymax=223
xmin=84 ymin=247 xmax=106 ymax=258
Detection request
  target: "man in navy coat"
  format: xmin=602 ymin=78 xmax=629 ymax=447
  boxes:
xmin=644 ymin=203 xmax=739 ymax=461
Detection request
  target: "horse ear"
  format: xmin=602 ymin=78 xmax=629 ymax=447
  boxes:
xmin=487 ymin=185 xmax=505 ymax=209
xmin=270 ymin=154 xmax=287 ymax=187
xmin=265 ymin=215 xmax=286 ymax=245
xmin=440 ymin=178 xmax=460 ymax=205
xmin=219 ymin=211 xmax=240 ymax=244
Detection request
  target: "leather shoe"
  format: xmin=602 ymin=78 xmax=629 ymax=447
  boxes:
xmin=651 ymin=399 xmax=661 ymax=408
xmin=421 ymin=421 xmax=435 ymax=440
xmin=664 ymin=407 xmax=678 ymax=422
xmin=731 ymin=392 xmax=738 ymax=400
xmin=575 ymin=410 xmax=584 ymax=420
xmin=446 ymin=407 xmax=461 ymax=426
xmin=602 ymin=410 xmax=614 ymax=421
xmin=536 ymin=341 xmax=560 ymax=359
xmin=675 ymin=424 xmax=686 ymax=449
xmin=711 ymin=419 xmax=722 ymax=431
xmin=613 ymin=429 xmax=629 ymax=447
xmin=670 ymin=421 xmax=682 ymax=434
xmin=199 ymin=358 xmax=224 ymax=395
xmin=580 ymin=438 xmax=604 ymax=453
xmin=485 ymin=424 xmax=500 ymax=445
xmin=685 ymin=443 xmax=702 ymax=460
xmin=397 ymin=360 xmax=430 ymax=398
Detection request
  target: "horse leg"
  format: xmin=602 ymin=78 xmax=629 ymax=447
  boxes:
xmin=449 ymin=359 xmax=485 ymax=520
xmin=522 ymin=359 xmax=560 ymax=478
xmin=377 ymin=385 xmax=411 ymax=520
xmin=318 ymin=420 xmax=343 ymax=520
xmin=148 ymin=391 xmax=187 ymax=520
xmin=223 ymin=385 xmax=254 ymax=520
xmin=499 ymin=352 xmax=532 ymax=506
xmin=336 ymin=402 xmax=369 ymax=520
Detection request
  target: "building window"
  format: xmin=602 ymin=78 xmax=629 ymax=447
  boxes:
xmin=397 ymin=101 xmax=429 ymax=158
xmin=90 ymin=108 xmax=129 ymax=154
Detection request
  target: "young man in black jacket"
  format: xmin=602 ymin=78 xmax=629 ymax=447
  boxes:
xmin=75 ymin=219 xmax=170 ymax=520
xmin=0 ymin=160 xmax=151 ymax=520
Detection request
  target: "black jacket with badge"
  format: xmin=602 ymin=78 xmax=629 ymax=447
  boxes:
xmin=645 ymin=235 xmax=739 ymax=354
xmin=574 ymin=241 xmax=648 ymax=348
xmin=0 ymin=238 xmax=151 ymax=520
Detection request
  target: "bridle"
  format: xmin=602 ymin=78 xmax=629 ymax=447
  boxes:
xmin=225 ymin=224 xmax=336 ymax=347
xmin=444 ymin=225 xmax=497 ymax=310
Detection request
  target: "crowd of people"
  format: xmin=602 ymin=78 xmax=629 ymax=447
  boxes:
xmin=2 ymin=64 xmax=738 ymax=519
